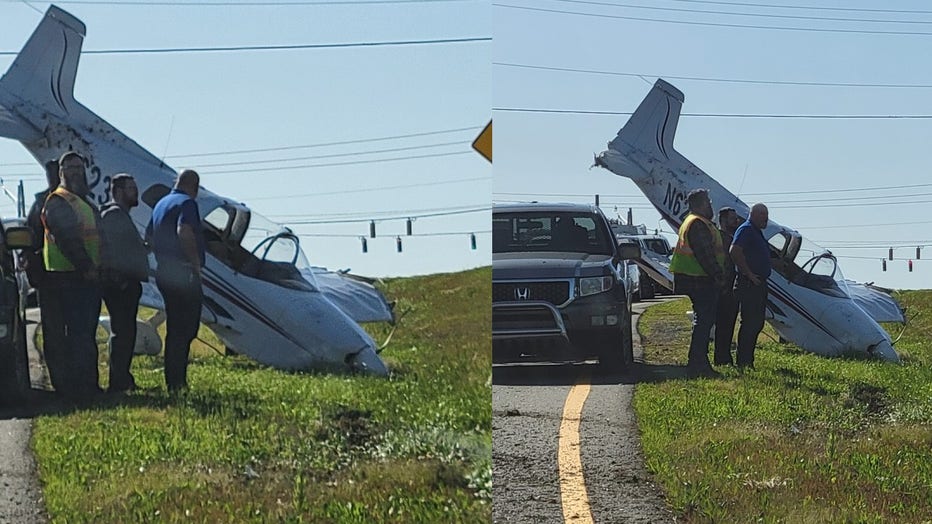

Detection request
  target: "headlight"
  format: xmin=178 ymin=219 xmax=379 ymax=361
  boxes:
xmin=579 ymin=276 xmax=613 ymax=297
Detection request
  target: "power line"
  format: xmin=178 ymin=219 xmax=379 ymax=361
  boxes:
xmin=11 ymin=0 xmax=474 ymax=5
xmin=0 ymin=126 xmax=483 ymax=166
xmin=765 ymin=191 xmax=932 ymax=205
xmin=495 ymin=62 xmax=932 ymax=89
xmin=667 ymin=0 xmax=932 ymax=16
xmin=0 ymin=36 xmax=490 ymax=56
xmin=295 ymin=230 xmax=491 ymax=238
xmin=199 ymin=150 xmax=474 ymax=174
xmin=270 ymin=203 xmax=488 ymax=220
xmin=166 ymin=126 xmax=481 ymax=159
xmin=818 ymin=240 xmax=932 ymax=246
xmin=493 ymin=107 xmax=932 ymax=118
xmin=251 ymin=176 xmax=490 ymax=201
xmin=553 ymin=0 xmax=932 ymax=26
xmin=496 ymin=183 xmax=932 ymax=199
xmin=193 ymin=140 xmax=471 ymax=168
xmin=493 ymin=3 xmax=932 ymax=37
xmin=285 ymin=205 xmax=489 ymax=224
xmin=772 ymin=199 xmax=932 ymax=209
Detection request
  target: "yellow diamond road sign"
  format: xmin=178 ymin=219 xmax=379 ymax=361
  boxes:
xmin=472 ymin=120 xmax=492 ymax=163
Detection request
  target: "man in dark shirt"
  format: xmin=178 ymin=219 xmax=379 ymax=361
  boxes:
xmin=714 ymin=207 xmax=740 ymax=366
xmin=99 ymin=174 xmax=150 ymax=393
xmin=730 ymin=203 xmax=772 ymax=369
xmin=669 ymin=189 xmax=728 ymax=375
xmin=146 ymin=169 xmax=204 ymax=392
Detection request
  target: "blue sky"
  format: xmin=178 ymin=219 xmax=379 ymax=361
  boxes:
xmin=494 ymin=1 xmax=932 ymax=290
xmin=0 ymin=0 xmax=490 ymax=278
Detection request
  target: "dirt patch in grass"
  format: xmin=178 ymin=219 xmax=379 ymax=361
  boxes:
xmin=318 ymin=406 xmax=378 ymax=450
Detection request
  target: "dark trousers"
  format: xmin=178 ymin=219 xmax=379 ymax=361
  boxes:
xmin=714 ymin=291 xmax=739 ymax=365
xmin=736 ymin=276 xmax=768 ymax=367
xmin=38 ymin=287 xmax=68 ymax=394
xmin=156 ymin=265 xmax=203 ymax=390
xmin=102 ymin=281 xmax=142 ymax=391
xmin=41 ymin=279 xmax=101 ymax=398
xmin=685 ymin=284 xmax=719 ymax=370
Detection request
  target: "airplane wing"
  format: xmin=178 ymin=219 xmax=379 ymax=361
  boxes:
xmin=305 ymin=268 xmax=394 ymax=323
xmin=844 ymin=280 xmax=906 ymax=323
xmin=634 ymin=251 xmax=674 ymax=292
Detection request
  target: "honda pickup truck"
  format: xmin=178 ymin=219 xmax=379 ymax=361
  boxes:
xmin=492 ymin=202 xmax=640 ymax=371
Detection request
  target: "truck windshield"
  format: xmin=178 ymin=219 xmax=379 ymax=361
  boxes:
xmin=493 ymin=212 xmax=614 ymax=255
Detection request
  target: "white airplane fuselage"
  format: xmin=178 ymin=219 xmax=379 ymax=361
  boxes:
xmin=596 ymin=79 xmax=899 ymax=362
xmin=0 ymin=6 xmax=390 ymax=375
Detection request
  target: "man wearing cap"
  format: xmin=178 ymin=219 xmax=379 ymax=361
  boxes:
xmin=669 ymin=188 xmax=728 ymax=376
xmin=41 ymin=151 xmax=102 ymax=398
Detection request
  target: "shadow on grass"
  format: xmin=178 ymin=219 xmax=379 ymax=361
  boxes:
xmin=0 ymin=386 xmax=185 ymax=420
xmin=492 ymin=360 xmax=706 ymax=386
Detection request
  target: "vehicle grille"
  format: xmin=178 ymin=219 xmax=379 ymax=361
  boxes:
xmin=492 ymin=281 xmax=571 ymax=305
xmin=492 ymin=305 xmax=561 ymax=332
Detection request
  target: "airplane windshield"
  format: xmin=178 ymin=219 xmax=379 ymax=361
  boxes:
xmin=202 ymin=203 xmax=314 ymax=291
xmin=766 ymin=229 xmax=849 ymax=298
xmin=241 ymin=213 xmax=311 ymax=271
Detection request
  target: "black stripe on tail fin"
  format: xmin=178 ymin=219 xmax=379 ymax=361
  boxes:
xmin=0 ymin=6 xmax=86 ymax=117
xmin=609 ymin=79 xmax=684 ymax=160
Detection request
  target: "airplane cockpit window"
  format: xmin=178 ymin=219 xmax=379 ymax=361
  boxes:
xmin=766 ymin=229 xmax=849 ymax=298
xmin=764 ymin=229 xmax=848 ymax=298
xmin=201 ymin=202 xmax=315 ymax=291
xmin=239 ymin=213 xmax=315 ymax=291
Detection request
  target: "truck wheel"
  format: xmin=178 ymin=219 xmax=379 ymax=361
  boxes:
xmin=621 ymin=324 xmax=634 ymax=365
xmin=600 ymin=326 xmax=634 ymax=372
xmin=13 ymin=319 xmax=30 ymax=399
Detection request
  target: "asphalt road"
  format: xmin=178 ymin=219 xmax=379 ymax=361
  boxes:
xmin=492 ymin=298 xmax=680 ymax=523
xmin=0 ymin=310 xmax=49 ymax=523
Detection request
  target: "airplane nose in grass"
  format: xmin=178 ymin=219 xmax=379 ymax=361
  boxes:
xmin=870 ymin=340 xmax=901 ymax=363
xmin=349 ymin=346 xmax=389 ymax=376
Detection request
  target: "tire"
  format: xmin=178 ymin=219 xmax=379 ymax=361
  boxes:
xmin=600 ymin=325 xmax=634 ymax=372
xmin=621 ymin=323 xmax=634 ymax=366
xmin=12 ymin=318 xmax=30 ymax=400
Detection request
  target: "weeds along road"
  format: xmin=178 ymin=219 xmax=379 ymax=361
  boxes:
xmin=492 ymin=299 xmax=678 ymax=524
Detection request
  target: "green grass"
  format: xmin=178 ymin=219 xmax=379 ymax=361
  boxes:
xmin=32 ymin=267 xmax=491 ymax=523
xmin=635 ymin=292 xmax=932 ymax=523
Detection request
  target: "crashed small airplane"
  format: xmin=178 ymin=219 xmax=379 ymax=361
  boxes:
xmin=595 ymin=79 xmax=904 ymax=362
xmin=0 ymin=6 xmax=393 ymax=375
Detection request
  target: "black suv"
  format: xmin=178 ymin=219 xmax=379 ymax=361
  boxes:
xmin=492 ymin=203 xmax=640 ymax=370
xmin=0 ymin=222 xmax=34 ymax=405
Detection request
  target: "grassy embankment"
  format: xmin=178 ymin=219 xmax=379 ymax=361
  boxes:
xmin=635 ymin=291 xmax=932 ymax=523
xmin=32 ymin=267 xmax=491 ymax=523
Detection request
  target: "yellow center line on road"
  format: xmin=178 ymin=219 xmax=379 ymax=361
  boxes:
xmin=558 ymin=378 xmax=594 ymax=524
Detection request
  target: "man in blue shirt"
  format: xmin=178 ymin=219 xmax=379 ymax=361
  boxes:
xmin=147 ymin=169 xmax=204 ymax=392
xmin=729 ymin=203 xmax=772 ymax=369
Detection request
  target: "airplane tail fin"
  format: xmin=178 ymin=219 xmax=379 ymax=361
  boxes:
xmin=0 ymin=6 xmax=86 ymax=120
xmin=608 ymin=79 xmax=684 ymax=160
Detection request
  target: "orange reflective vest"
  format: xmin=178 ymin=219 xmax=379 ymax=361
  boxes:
xmin=669 ymin=213 xmax=724 ymax=277
xmin=42 ymin=187 xmax=100 ymax=272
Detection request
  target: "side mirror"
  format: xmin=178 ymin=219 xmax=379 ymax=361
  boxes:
xmin=617 ymin=242 xmax=641 ymax=261
xmin=4 ymin=226 xmax=33 ymax=250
